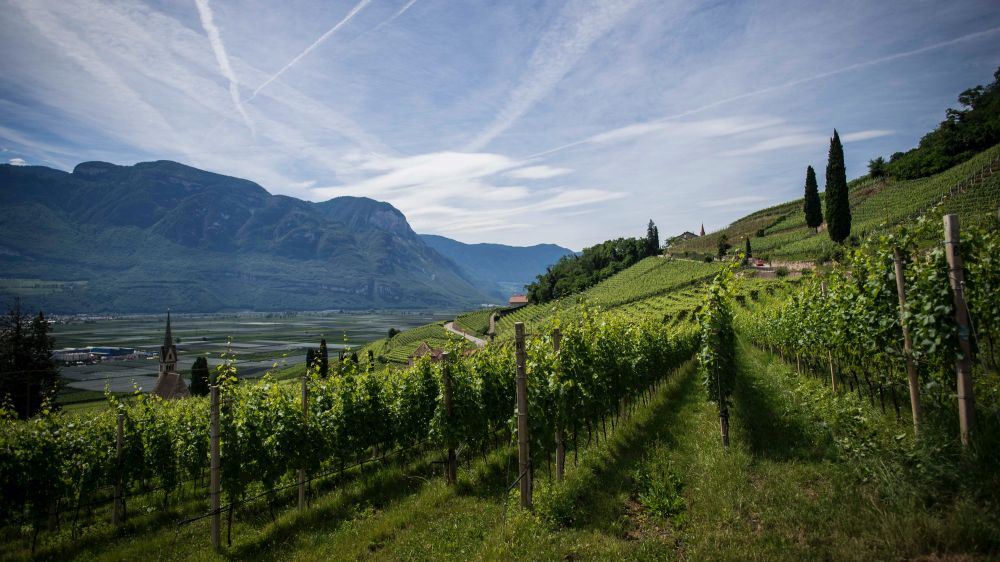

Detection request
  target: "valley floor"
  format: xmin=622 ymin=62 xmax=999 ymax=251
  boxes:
xmin=17 ymin=340 xmax=997 ymax=561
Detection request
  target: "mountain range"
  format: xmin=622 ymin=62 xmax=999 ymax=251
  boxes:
xmin=0 ymin=160 xmax=570 ymax=313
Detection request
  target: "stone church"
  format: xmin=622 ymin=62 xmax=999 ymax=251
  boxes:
xmin=151 ymin=311 xmax=190 ymax=399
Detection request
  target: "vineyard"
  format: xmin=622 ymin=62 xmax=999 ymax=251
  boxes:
xmin=453 ymin=308 xmax=499 ymax=336
xmin=736 ymin=209 xmax=1000 ymax=442
xmin=361 ymin=322 xmax=461 ymax=365
xmin=0 ymin=301 xmax=699 ymax=558
xmin=492 ymin=258 xmax=721 ymax=339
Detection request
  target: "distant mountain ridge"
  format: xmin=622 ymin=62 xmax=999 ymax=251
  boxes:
xmin=419 ymin=234 xmax=573 ymax=300
xmin=0 ymin=160 xmax=492 ymax=313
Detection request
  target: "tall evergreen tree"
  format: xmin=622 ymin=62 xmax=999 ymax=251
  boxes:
xmin=824 ymin=130 xmax=851 ymax=243
xmin=319 ymin=339 xmax=329 ymax=378
xmin=0 ymin=301 xmax=60 ymax=418
xmin=305 ymin=348 xmax=316 ymax=374
xmin=645 ymin=220 xmax=659 ymax=256
xmin=744 ymin=236 xmax=752 ymax=259
xmin=803 ymin=165 xmax=823 ymax=230
xmin=189 ymin=356 xmax=210 ymax=396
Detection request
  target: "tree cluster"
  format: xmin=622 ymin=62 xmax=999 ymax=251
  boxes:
xmin=885 ymin=67 xmax=1000 ymax=180
xmin=0 ymin=300 xmax=60 ymax=419
xmin=527 ymin=234 xmax=654 ymax=303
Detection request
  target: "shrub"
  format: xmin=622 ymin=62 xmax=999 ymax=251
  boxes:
xmin=775 ymin=266 xmax=790 ymax=278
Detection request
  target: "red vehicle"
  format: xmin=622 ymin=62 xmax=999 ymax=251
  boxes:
xmin=755 ymin=258 xmax=765 ymax=267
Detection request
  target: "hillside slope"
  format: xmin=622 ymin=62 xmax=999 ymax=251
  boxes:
xmin=669 ymin=143 xmax=1000 ymax=262
xmin=0 ymin=161 xmax=489 ymax=312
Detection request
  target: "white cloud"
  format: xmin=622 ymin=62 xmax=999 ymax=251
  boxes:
xmin=722 ymin=129 xmax=895 ymax=157
xmin=315 ymin=151 xmax=519 ymax=199
xmin=288 ymin=179 xmax=317 ymax=189
xmin=702 ymin=195 xmax=771 ymax=208
xmin=7 ymin=158 xmax=26 ymax=166
xmin=506 ymin=165 xmax=572 ymax=179
xmin=842 ymin=129 xmax=894 ymax=142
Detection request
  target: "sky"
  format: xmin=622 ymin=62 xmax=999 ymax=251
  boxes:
xmin=1 ymin=0 xmax=998 ymax=250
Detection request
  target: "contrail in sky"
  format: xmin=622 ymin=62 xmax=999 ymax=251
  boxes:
xmin=372 ymin=0 xmax=421 ymax=32
xmin=526 ymin=25 xmax=1000 ymax=160
xmin=194 ymin=0 xmax=255 ymax=134
xmin=247 ymin=0 xmax=373 ymax=101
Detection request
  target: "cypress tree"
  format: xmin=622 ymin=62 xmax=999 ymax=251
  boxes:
xmin=646 ymin=220 xmax=659 ymax=256
xmin=744 ymin=236 xmax=752 ymax=259
xmin=305 ymin=348 xmax=315 ymax=374
xmin=319 ymin=339 xmax=329 ymax=378
xmin=824 ymin=130 xmax=851 ymax=243
xmin=190 ymin=356 xmax=210 ymax=396
xmin=803 ymin=165 xmax=823 ymax=230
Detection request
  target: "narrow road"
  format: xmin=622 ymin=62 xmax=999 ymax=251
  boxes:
xmin=444 ymin=321 xmax=486 ymax=348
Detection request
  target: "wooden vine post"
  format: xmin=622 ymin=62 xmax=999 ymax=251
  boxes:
xmin=210 ymin=385 xmax=221 ymax=549
xmin=552 ymin=328 xmax=565 ymax=482
xmin=821 ymin=282 xmax=837 ymax=392
xmin=892 ymin=247 xmax=923 ymax=436
xmin=113 ymin=412 xmax=124 ymax=527
xmin=943 ymin=215 xmax=975 ymax=446
xmin=298 ymin=376 xmax=308 ymax=511
xmin=442 ymin=352 xmax=457 ymax=485
xmin=514 ymin=322 xmax=532 ymax=507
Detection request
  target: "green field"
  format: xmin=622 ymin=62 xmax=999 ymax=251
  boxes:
xmin=49 ymin=310 xmax=456 ymax=400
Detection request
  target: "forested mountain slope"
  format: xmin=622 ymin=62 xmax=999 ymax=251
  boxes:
xmin=0 ymin=160 xmax=491 ymax=312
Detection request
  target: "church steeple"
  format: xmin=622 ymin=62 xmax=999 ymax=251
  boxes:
xmin=159 ymin=311 xmax=177 ymax=375
xmin=699 ymin=223 xmax=705 ymax=236
xmin=163 ymin=310 xmax=173 ymax=349
xmin=152 ymin=310 xmax=189 ymax=399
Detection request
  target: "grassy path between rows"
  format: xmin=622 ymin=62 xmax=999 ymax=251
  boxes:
xmin=36 ymin=340 xmax=998 ymax=560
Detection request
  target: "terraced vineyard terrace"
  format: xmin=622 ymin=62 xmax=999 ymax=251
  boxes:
xmin=364 ymin=322 xmax=468 ymax=365
xmin=494 ymin=258 xmax=723 ymax=338
xmin=454 ymin=307 xmax=499 ymax=336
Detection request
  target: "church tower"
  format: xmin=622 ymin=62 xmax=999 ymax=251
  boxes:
xmin=699 ymin=223 xmax=705 ymax=236
xmin=152 ymin=311 xmax=190 ymax=399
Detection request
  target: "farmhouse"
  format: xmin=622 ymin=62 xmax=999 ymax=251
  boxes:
xmin=508 ymin=294 xmax=528 ymax=308
xmin=408 ymin=342 xmax=445 ymax=366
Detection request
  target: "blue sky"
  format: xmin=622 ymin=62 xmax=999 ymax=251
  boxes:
xmin=1 ymin=0 xmax=998 ymax=249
